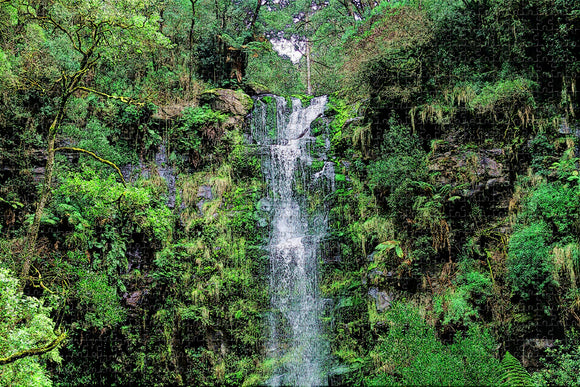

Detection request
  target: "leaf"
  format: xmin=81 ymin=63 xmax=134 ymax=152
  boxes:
xmin=395 ymin=245 xmax=404 ymax=258
xmin=448 ymin=195 xmax=461 ymax=202
xmin=377 ymin=240 xmax=399 ymax=250
xmin=498 ymin=351 xmax=533 ymax=386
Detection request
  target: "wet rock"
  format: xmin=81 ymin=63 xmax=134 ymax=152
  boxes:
xmin=429 ymin=146 xmax=507 ymax=186
xmin=155 ymin=144 xmax=177 ymax=208
xmin=342 ymin=117 xmax=364 ymax=131
xmin=197 ymin=185 xmax=213 ymax=200
xmin=32 ymin=167 xmax=45 ymax=183
xmin=196 ymin=200 xmax=206 ymax=215
xmin=195 ymin=186 xmax=213 ymax=215
xmin=558 ymin=117 xmax=580 ymax=137
xmin=222 ymin=115 xmax=243 ymax=130
xmin=123 ymin=289 xmax=149 ymax=308
xmin=428 ymin=143 xmax=511 ymax=209
xmin=522 ymin=338 xmax=555 ymax=369
xmin=368 ymin=287 xmax=394 ymax=312
xmin=200 ymin=88 xmax=253 ymax=116
xmin=376 ymin=292 xmax=394 ymax=312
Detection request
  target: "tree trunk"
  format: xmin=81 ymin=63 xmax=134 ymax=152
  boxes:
xmin=305 ymin=11 xmax=312 ymax=95
xmin=306 ymin=38 xmax=312 ymax=95
xmin=188 ymin=0 xmax=198 ymax=91
xmin=20 ymin=107 xmax=63 ymax=289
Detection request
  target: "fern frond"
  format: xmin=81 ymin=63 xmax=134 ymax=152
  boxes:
xmin=498 ymin=351 xmax=534 ymax=387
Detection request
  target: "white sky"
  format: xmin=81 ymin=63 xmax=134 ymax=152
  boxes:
xmin=270 ymin=37 xmax=305 ymax=64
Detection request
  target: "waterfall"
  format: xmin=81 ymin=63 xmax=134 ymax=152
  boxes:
xmin=251 ymin=95 xmax=334 ymax=386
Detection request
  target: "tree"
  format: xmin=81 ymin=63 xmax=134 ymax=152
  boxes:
xmin=0 ymin=0 xmax=170 ymax=286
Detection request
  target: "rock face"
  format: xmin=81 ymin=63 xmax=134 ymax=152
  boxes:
xmin=428 ymin=141 xmax=511 ymax=203
xmin=368 ymin=287 xmax=395 ymax=312
xmin=196 ymin=185 xmax=213 ymax=215
xmin=200 ymin=88 xmax=253 ymax=117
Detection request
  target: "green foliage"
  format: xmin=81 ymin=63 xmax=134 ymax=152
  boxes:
xmin=367 ymin=119 xmax=427 ymax=218
xmin=499 ymin=351 xmax=534 ymax=387
xmin=0 ymin=268 xmax=61 ymax=387
xmin=170 ymin=105 xmax=229 ymax=168
xmin=432 ymin=267 xmax=492 ymax=329
xmin=74 ymin=273 xmax=126 ymax=330
xmin=551 ymin=148 xmax=580 ymax=185
xmin=433 ymin=288 xmax=478 ymax=328
xmin=524 ymin=183 xmax=580 ymax=235
xmin=508 ymin=179 xmax=580 ymax=301
xmin=246 ymin=48 xmax=304 ymax=95
xmin=182 ymin=105 xmax=227 ymax=129
xmin=529 ymin=134 xmax=556 ymax=174
xmin=507 ymin=222 xmax=554 ymax=300
xmin=532 ymin=335 xmax=580 ymax=386
xmin=469 ymin=78 xmax=536 ymax=116
xmin=366 ymin=302 xmax=501 ymax=386
xmin=0 ymin=0 xmax=579 ymax=384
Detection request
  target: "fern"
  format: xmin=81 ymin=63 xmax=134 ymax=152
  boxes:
xmin=498 ymin=351 xmax=534 ymax=386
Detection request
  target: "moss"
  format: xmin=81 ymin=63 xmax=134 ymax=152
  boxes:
xmin=234 ymin=89 xmax=254 ymax=112
xmin=310 ymin=117 xmax=326 ymax=136
xmin=291 ymin=93 xmax=315 ymax=108
xmin=310 ymin=160 xmax=325 ymax=173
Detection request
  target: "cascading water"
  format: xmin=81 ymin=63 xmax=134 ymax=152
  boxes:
xmin=251 ymin=95 xmax=334 ymax=386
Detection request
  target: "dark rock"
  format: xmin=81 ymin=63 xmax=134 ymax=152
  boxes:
xmin=32 ymin=167 xmax=45 ymax=183
xmin=196 ymin=200 xmax=205 ymax=215
xmin=522 ymin=338 xmax=555 ymax=369
xmin=223 ymin=115 xmax=243 ymax=130
xmin=197 ymin=185 xmax=213 ymax=200
xmin=196 ymin=186 xmax=214 ymax=215
xmin=429 ymin=145 xmax=509 ymax=190
xmin=124 ymin=289 xmax=149 ymax=308
xmin=342 ymin=117 xmax=364 ymax=130
xmin=376 ymin=292 xmax=394 ymax=312
xmin=485 ymin=177 xmax=508 ymax=190
xmin=368 ymin=287 xmax=394 ymax=312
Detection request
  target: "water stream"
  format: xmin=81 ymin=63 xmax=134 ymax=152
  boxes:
xmin=251 ymin=95 xmax=334 ymax=386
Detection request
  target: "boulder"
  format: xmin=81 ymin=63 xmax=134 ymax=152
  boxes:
xmin=200 ymin=88 xmax=253 ymax=116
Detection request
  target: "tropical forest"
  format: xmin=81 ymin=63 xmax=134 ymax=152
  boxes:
xmin=0 ymin=0 xmax=579 ymax=385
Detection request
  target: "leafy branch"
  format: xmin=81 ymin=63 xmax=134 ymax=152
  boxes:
xmin=54 ymin=146 xmax=127 ymax=187
xmin=0 ymin=332 xmax=67 ymax=365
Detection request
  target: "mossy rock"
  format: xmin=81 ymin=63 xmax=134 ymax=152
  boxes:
xmin=310 ymin=117 xmax=326 ymax=136
xmin=200 ymin=88 xmax=254 ymax=116
xmin=243 ymin=82 xmax=270 ymax=96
